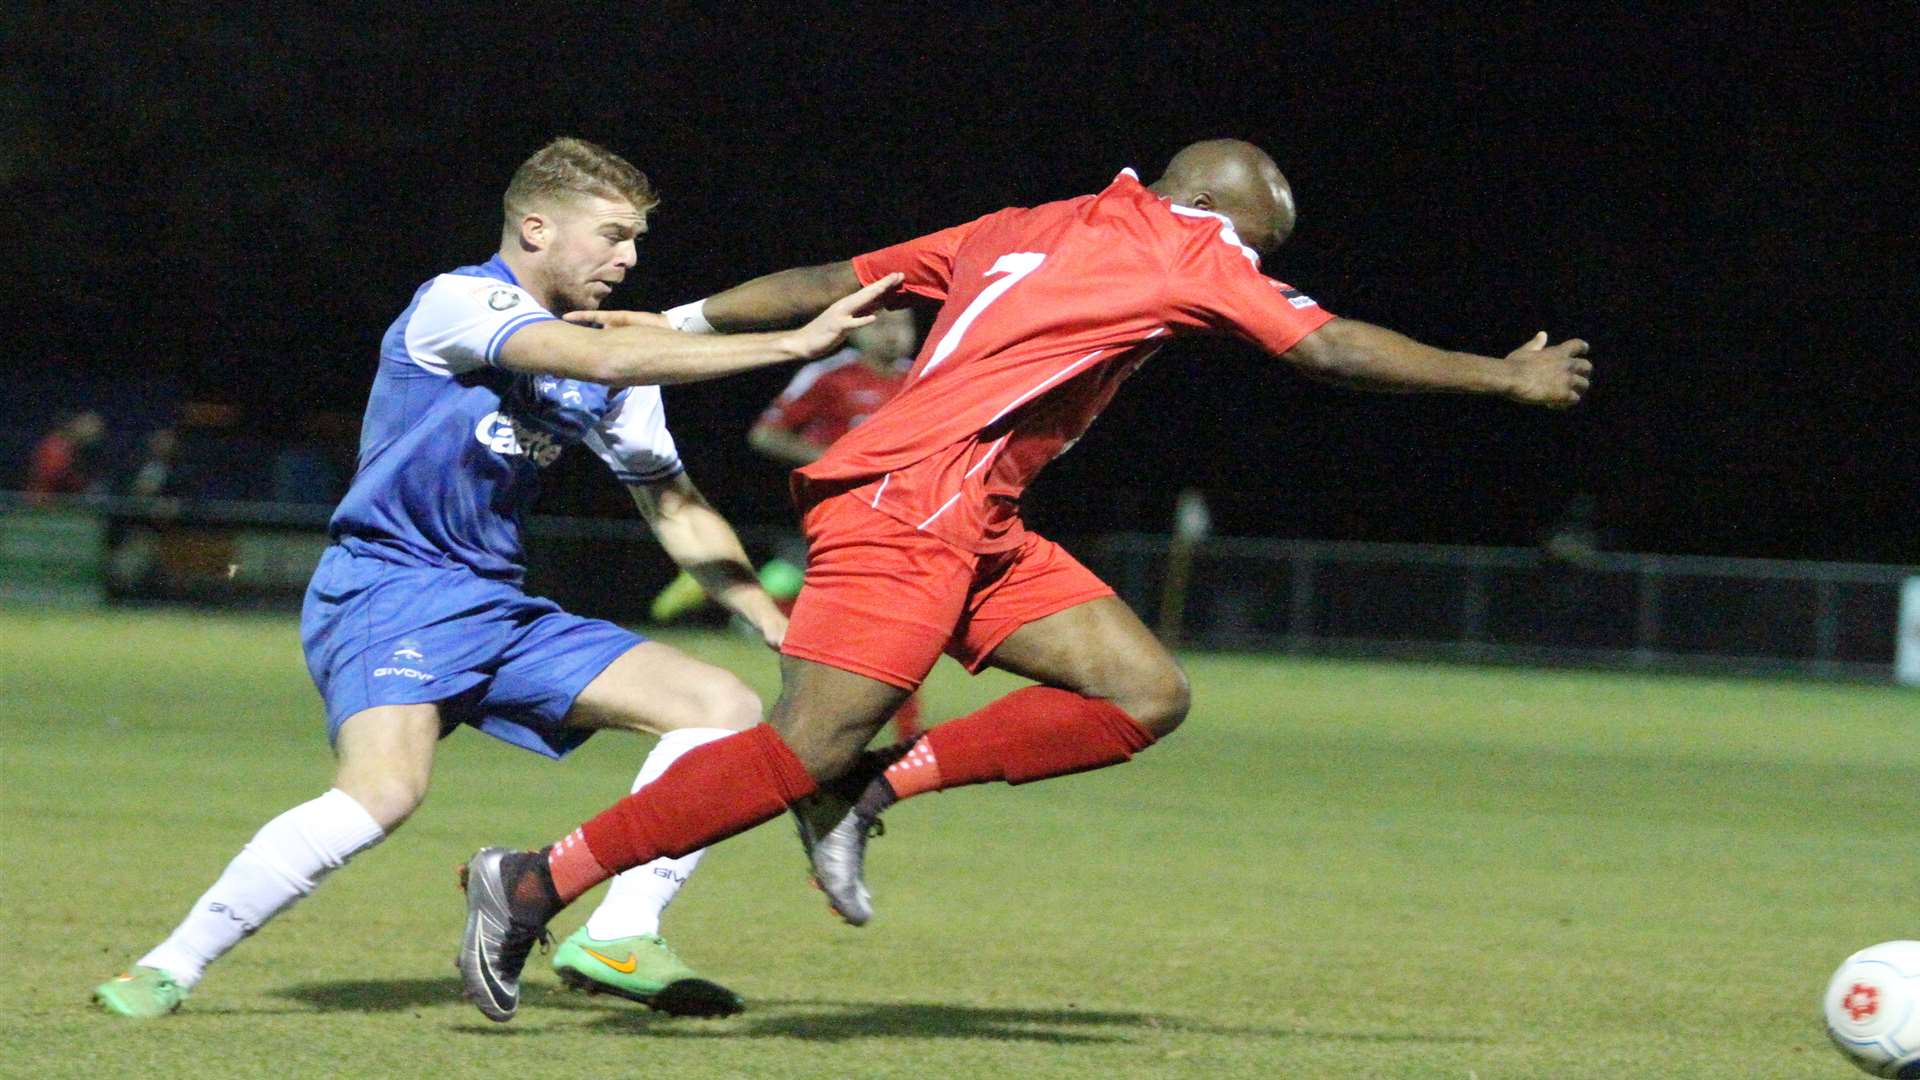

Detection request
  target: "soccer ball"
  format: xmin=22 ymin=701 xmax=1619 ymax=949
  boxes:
xmin=1825 ymin=941 xmax=1920 ymax=1077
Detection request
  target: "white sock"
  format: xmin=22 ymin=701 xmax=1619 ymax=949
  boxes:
xmin=582 ymin=727 xmax=732 ymax=940
xmin=138 ymin=788 xmax=384 ymax=988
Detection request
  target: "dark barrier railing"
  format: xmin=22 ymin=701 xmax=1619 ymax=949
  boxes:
xmin=0 ymin=492 xmax=787 ymax=619
xmin=1085 ymin=532 xmax=1919 ymax=683
xmin=3 ymin=494 xmax=1915 ymax=683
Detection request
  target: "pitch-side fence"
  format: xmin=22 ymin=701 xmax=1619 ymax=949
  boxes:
xmin=3 ymin=494 xmax=1915 ymax=684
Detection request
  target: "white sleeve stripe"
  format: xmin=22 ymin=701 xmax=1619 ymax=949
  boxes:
xmin=484 ymin=312 xmax=557 ymax=365
xmin=1168 ymin=203 xmax=1261 ymax=267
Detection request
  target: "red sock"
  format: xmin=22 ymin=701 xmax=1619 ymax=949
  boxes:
xmin=881 ymin=736 xmax=944 ymax=798
xmin=548 ymin=724 xmax=816 ymax=903
xmin=886 ymin=686 xmax=1156 ymax=801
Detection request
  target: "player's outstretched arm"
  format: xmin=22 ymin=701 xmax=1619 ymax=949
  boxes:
xmin=499 ymin=273 xmax=901 ymax=387
xmin=689 ymin=261 xmax=864 ymax=332
xmin=1283 ymin=319 xmax=1592 ymax=407
xmin=628 ymin=473 xmax=787 ymax=649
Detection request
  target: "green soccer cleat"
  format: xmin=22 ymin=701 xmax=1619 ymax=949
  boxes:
xmin=552 ymin=927 xmax=743 ymax=1017
xmin=648 ymin=570 xmax=711 ymax=623
xmin=93 ymin=965 xmax=187 ymax=1018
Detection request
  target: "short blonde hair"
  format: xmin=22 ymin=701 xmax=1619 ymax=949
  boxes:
xmin=503 ymin=137 xmax=659 ymax=222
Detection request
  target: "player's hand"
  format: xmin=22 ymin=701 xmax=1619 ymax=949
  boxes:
xmin=1503 ymin=332 xmax=1593 ymax=409
xmin=562 ymin=309 xmax=671 ymax=329
xmin=782 ymin=273 xmax=904 ymax=360
xmin=757 ymin=611 xmax=788 ymax=651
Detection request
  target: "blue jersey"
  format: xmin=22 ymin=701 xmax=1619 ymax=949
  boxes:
xmin=328 ymin=255 xmax=683 ymax=581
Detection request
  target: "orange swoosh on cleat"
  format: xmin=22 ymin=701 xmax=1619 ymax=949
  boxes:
xmin=581 ymin=947 xmax=638 ymax=974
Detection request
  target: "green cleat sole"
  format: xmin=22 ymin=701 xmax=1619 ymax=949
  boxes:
xmin=555 ymin=965 xmax=743 ymax=1017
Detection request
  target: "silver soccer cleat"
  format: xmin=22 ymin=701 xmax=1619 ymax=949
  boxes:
xmin=792 ymin=797 xmax=882 ymax=927
xmin=457 ymin=847 xmax=551 ymax=1022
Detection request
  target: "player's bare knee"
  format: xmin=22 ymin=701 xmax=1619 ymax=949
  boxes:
xmin=699 ymin=672 xmax=763 ymax=732
xmin=768 ymin=706 xmax=869 ymax=782
xmin=1121 ymin=662 xmax=1190 ymax=740
xmin=801 ymin=738 xmax=865 ymax=783
xmin=645 ymin=671 xmax=761 ymax=734
xmin=337 ymin=774 xmax=426 ymax=832
xmin=782 ymin=725 xmax=862 ymax=782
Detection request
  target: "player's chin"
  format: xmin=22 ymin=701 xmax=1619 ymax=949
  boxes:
xmin=564 ymin=289 xmax=607 ymax=314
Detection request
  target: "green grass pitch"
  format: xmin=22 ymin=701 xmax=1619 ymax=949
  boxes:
xmin=3 ymin=607 xmax=1914 ymax=1078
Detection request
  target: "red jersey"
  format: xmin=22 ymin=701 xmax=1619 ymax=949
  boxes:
xmin=795 ymin=169 xmax=1335 ymax=553
xmin=753 ymin=349 xmax=908 ymax=448
xmin=26 ymin=433 xmax=85 ymax=497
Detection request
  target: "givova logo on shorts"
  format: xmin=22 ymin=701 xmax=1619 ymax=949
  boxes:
xmin=375 ymin=641 xmax=435 ymax=681
xmin=474 ymin=411 xmax=563 ymax=467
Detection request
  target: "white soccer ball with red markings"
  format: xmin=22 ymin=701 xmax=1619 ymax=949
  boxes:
xmin=1825 ymin=940 xmax=1920 ymax=1077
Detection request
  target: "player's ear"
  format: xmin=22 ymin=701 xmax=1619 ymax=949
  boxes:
xmin=517 ymin=212 xmax=550 ymax=252
xmin=1190 ymin=191 xmax=1215 ymax=212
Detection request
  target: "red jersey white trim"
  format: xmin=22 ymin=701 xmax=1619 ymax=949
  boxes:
xmin=809 ymin=169 xmax=1334 ymax=554
xmin=983 ymin=346 xmax=1113 ymax=428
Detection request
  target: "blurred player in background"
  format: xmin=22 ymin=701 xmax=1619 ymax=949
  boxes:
xmin=745 ymin=307 xmax=918 ymax=470
xmin=649 ymin=308 xmax=923 ymax=737
xmin=23 ymin=410 xmax=107 ymax=503
xmin=455 ymin=138 xmax=1593 ymax=1019
xmin=94 ymin=137 xmax=894 ymax=1020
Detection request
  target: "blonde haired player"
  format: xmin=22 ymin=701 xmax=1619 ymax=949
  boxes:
xmin=94 ymin=137 xmax=897 ymax=1019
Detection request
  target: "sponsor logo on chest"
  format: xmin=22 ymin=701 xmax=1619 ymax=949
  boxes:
xmin=474 ymin=411 xmax=564 ymax=467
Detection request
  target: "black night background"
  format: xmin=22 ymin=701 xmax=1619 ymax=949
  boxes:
xmin=5 ymin=5 xmax=1911 ymax=562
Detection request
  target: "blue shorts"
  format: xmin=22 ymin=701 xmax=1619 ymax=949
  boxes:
xmin=300 ymin=544 xmax=644 ymax=759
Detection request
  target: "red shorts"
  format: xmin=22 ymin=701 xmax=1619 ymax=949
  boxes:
xmin=782 ymin=493 xmax=1116 ymax=690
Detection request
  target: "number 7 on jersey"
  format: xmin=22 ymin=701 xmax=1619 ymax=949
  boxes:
xmin=919 ymin=252 xmax=1046 ymax=377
